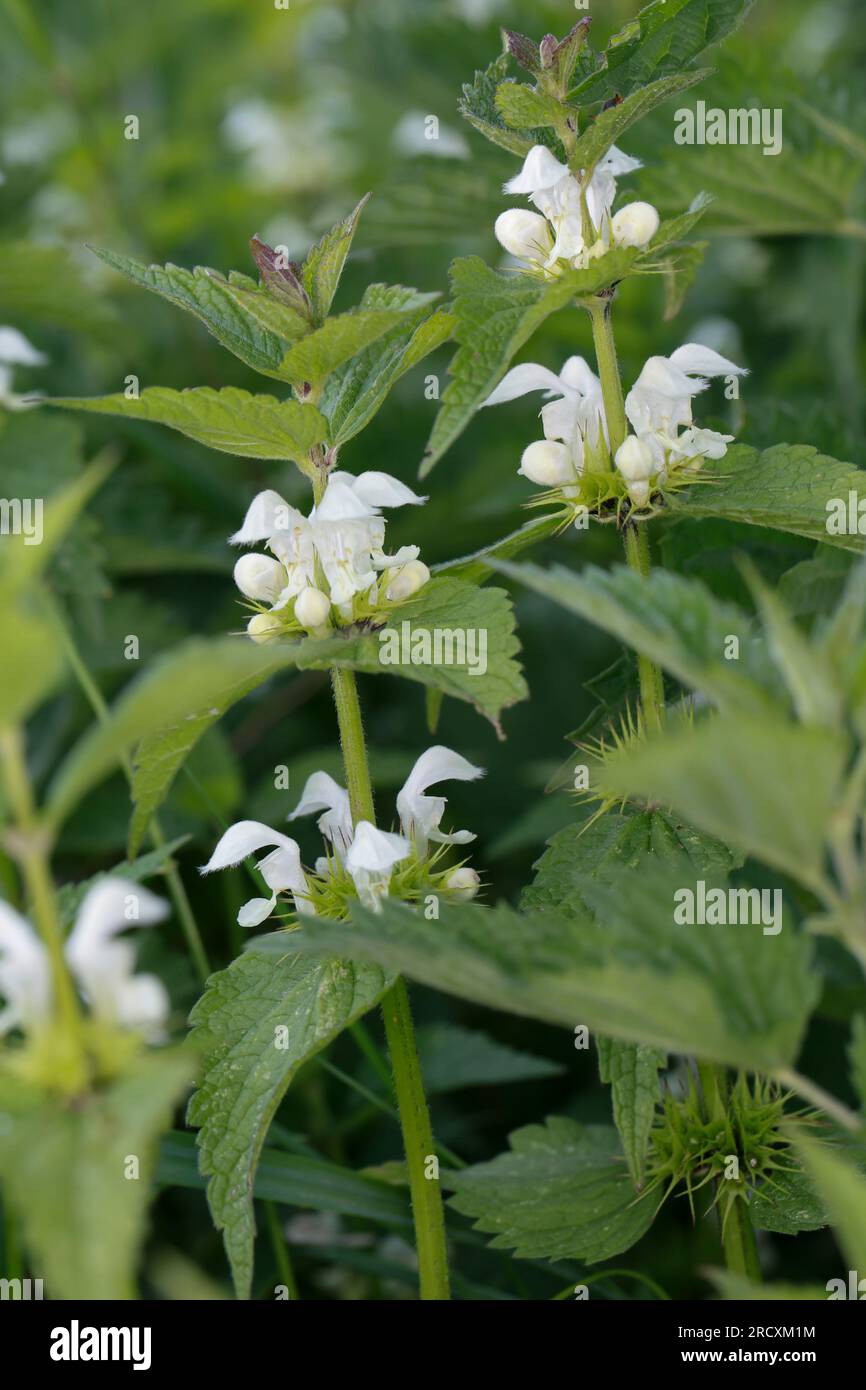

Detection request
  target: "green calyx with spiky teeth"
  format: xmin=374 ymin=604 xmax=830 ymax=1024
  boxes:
xmin=524 ymin=453 xmax=724 ymax=529
xmin=270 ymin=841 xmax=481 ymax=928
xmin=641 ymin=1073 xmax=821 ymax=1231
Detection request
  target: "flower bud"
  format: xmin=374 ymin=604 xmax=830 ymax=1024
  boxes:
xmin=294 ymin=586 xmax=331 ymax=630
xmin=610 ymin=201 xmax=660 ymax=249
xmin=539 ymin=34 xmax=558 ymax=69
xmin=627 ymin=481 xmax=651 ymax=508
xmin=445 ymin=866 xmax=480 ymax=900
xmin=615 ymin=435 xmax=655 ymax=482
xmin=247 ymin=613 xmax=282 ymax=645
xmin=494 ymin=209 xmax=553 ymax=263
xmin=234 ymin=552 xmax=285 ymax=602
xmin=519 ymin=439 xmax=574 ymax=487
xmin=386 ymin=559 xmax=430 ymax=602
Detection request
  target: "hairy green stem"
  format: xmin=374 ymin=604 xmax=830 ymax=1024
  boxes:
xmin=721 ymin=1197 xmax=761 ymax=1283
xmin=54 ymin=611 xmax=211 ymax=983
xmin=329 ymin=665 xmax=450 ymax=1299
xmin=587 ymin=295 xmax=628 ymax=457
xmin=622 ymin=524 xmax=665 ymax=728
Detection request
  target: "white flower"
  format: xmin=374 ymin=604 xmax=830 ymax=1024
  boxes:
xmin=0 ymin=878 xmax=169 ymax=1041
xmin=310 ymin=471 xmax=426 ymax=609
xmin=396 ymin=745 xmax=484 ymax=857
xmin=614 ymin=435 xmax=656 ymax=509
xmin=610 ymin=201 xmax=660 ymax=249
xmin=65 ymin=881 xmax=170 ymax=1040
xmin=345 ymin=822 xmax=412 ymax=911
xmin=289 ymin=772 xmax=354 ymax=859
xmin=625 ymin=344 xmax=747 ymax=440
xmin=0 ymin=325 xmax=48 ymax=411
xmin=494 ymin=209 xmax=554 ymax=264
xmin=247 ymin=612 xmax=282 ymax=644
xmin=501 ymin=144 xmax=642 ymax=269
xmin=230 ymin=473 xmax=429 ymax=625
xmin=385 ymin=559 xmax=430 ymax=602
xmin=233 ymin=553 xmax=286 ymax=602
xmin=294 ymin=586 xmax=331 ymax=630
xmin=445 ymin=866 xmax=481 ymax=900
xmin=519 ymin=440 xmax=575 ymax=487
xmin=484 ymin=357 xmax=606 ymax=449
xmin=200 ymin=820 xmax=310 ymax=926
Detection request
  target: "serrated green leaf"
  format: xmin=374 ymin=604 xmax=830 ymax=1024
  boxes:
xmin=459 ymin=54 xmax=542 ymax=156
xmin=0 ymin=1051 xmax=194 ymax=1299
xmin=89 ymin=248 xmax=295 ymax=380
xmin=292 ymin=577 xmax=527 ymax=732
xmin=572 ymin=70 xmax=711 ymax=181
xmin=597 ymin=1040 xmax=665 ymax=1187
xmin=494 ymin=559 xmax=783 ymax=716
xmin=278 ymin=304 xmax=427 ymax=391
xmin=748 ymin=1165 xmax=827 ymax=1235
xmin=47 ymin=387 xmax=328 ymax=463
xmin=254 ymin=844 xmax=817 ymax=1071
xmin=421 ymin=251 xmax=639 ymax=477
xmin=187 ymin=948 xmax=390 ymax=1298
xmin=495 ymin=82 xmax=568 ymax=133
xmin=210 ymin=271 xmax=312 ymax=345
xmin=669 ymin=444 xmax=866 ymax=551
xmin=322 ymin=305 xmax=454 ymax=447
xmin=572 ymin=0 xmax=756 ymax=105
xmin=596 ymin=715 xmax=848 ymax=889
xmin=302 ymin=195 xmax=371 ymax=323
xmin=446 ymin=1119 xmax=656 ymax=1263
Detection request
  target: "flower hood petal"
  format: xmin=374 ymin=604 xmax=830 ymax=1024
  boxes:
xmin=483 ymin=363 xmax=570 ymax=409
xmin=200 ymin=820 xmax=301 ymax=873
xmin=346 ymin=822 xmax=411 ymax=874
xmin=668 ymin=344 xmax=748 ymax=379
xmin=504 ymin=145 xmax=570 ymax=195
xmin=230 ymin=490 xmax=298 ymax=545
xmin=288 ymin=771 xmax=353 ymax=851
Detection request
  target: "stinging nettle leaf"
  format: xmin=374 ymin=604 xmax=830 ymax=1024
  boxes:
xmin=446 ymin=1119 xmax=657 ymax=1264
xmin=321 ymin=304 xmax=455 ymax=447
xmin=89 ymin=247 xmax=296 ymax=381
xmin=572 ymin=0 xmax=756 ymax=105
xmin=668 ymin=443 xmax=866 ymax=552
xmin=571 ymin=69 xmax=711 ymax=183
xmin=187 ymin=948 xmax=391 ymax=1299
xmin=302 ymin=194 xmax=371 ymax=324
xmin=253 ymin=841 xmax=817 ymax=1073
xmin=494 ymin=82 xmax=570 ymax=133
xmin=47 ymin=386 xmax=328 ymax=463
